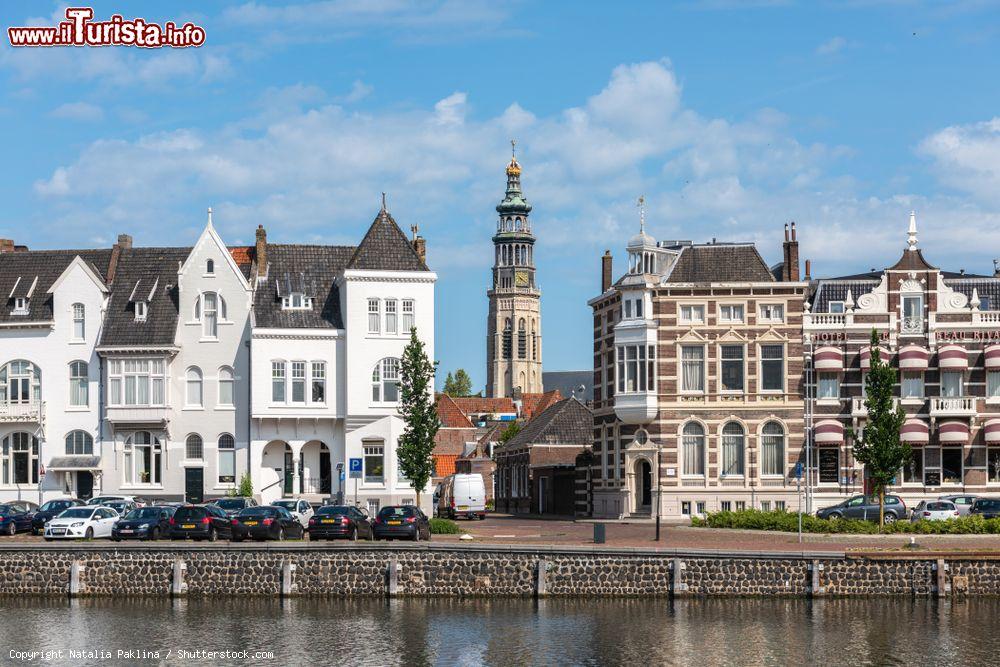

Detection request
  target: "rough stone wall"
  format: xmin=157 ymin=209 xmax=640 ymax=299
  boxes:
xmin=823 ymin=559 xmax=935 ymax=596
xmin=0 ymin=551 xmax=72 ymax=595
xmin=294 ymin=552 xmax=389 ymax=596
xmin=396 ymin=551 xmax=535 ymax=596
xmin=184 ymin=552 xmax=283 ymax=596
xmin=684 ymin=558 xmax=810 ymax=596
xmin=547 ymin=555 xmax=673 ymax=596
xmin=81 ymin=551 xmax=173 ymax=596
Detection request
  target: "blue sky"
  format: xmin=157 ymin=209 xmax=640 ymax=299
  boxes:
xmin=2 ymin=1 xmax=1000 ymax=393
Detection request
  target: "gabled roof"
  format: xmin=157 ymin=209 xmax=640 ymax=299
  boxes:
xmin=0 ymin=249 xmax=112 ymax=324
xmin=664 ymin=243 xmax=775 ymax=283
xmin=347 ymin=208 xmax=428 ymax=272
xmin=888 ymin=248 xmax=936 ymax=272
xmin=520 ymin=389 xmax=563 ymax=420
xmin=436 ymin=394 xmax=475 ymax=428
xmin=501 ymin=397 xmax=592 ymax=451
xmin=450 ymin=396 xmax=517 ymax=415
xmin=253 ymin=244 xmax=354 ymax=329
xmin=99 ymin=247 xmax=190 ymax=347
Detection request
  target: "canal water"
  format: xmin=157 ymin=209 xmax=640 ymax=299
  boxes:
xmin=1 ymin=597 xmax=998 ymax=666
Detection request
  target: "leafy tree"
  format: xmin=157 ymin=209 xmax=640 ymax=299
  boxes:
xmin=498 ymin=421 xmax=522 ymax=445
xmin=397 ymin=328 xmax=441 ymax=510
xmin=229 ymin=473 xmax=253 ymax=498
xmin=442 ymin=369 xmax=473 ymax=397
xmin=851 ymin=330 xmax=910 ymax=529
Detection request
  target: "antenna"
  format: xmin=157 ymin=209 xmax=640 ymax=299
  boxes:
xmin=637 ymin=195 xmax=646 ymax=234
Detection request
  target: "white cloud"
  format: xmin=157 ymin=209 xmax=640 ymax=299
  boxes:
xmin=919 ymin=118 xmax=1000 ymax=205
xmin=342 ymin=80 xmax=374 ymax=103
xmin=816 ymin=36 xmax=847 ymax=55
xmin=50 ymin=101 xmax=103 ymax=122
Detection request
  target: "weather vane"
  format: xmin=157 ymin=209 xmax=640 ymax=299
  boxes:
xmin=637 ymin=195 xmax=646 ymax=234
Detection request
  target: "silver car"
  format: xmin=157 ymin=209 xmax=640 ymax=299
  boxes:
xmin=939 ymin=494 xmax=978 ymax=516
xmin=911 ymin=500 xmax=960 ymax=522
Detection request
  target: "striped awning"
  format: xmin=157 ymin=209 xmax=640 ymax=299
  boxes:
xmin=814 ymin=419 xmax=844 ymax=444
xmin=900 ymin=419 xmax=930 ymax=444
xmin=938 ymin=420 xmax=970 ymax=445
xmin=899 ymin=345 xmax=930 ymax=370
xmin=938 ymin=344 xmax=969 ymax=370
xmin=859 ymin=345 xmax=890 ymax=370
xmin=814 ymin=346 xmax=844 ymax=371
xmin=986 ymin=345 xmax=1000 ymax=370
xmin=985 ymin=419 xmax=1000 ymax=443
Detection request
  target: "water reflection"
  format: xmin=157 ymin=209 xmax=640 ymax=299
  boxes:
xmin=0 ymin=596 xmax=997 ymax=666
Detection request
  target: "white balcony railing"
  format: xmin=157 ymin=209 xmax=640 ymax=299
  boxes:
xmin=0 ymin=401 xmax=43 ymax=423
xmin=807 ymin=313 xmax=846 ymax=326
xmin=930 ymin=396 xmax=976 ymax=417
xmin=851 ymin=397 xmax=901 ymax=417
xmin=104 ymin=405 xmax=172 ymax=424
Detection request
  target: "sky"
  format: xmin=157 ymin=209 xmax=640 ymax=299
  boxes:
xmin=2 ymin=1 xmax=1000 ymax=393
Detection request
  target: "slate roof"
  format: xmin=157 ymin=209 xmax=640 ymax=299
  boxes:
xmin=100 ymin=247 xmax=190 ymax=347
xmin=663 ymin=243 xmax=775 ymax=283
xmin=0 ymin=249 xmax=112 ymax=324
xmin=501 ymin=397 xmax=592 ymax=452
xmin=347 ymin=209 xmax=429 ymax=272
xmin=810 ymin=279 xmax=880 ymax=313
xmin=543 ymin=370 xmax=593 ymax=403
xmin=943 ymin=278 xmax=1000 ymax=311
xmin=253 ymin=244 xmax=354 ymax=329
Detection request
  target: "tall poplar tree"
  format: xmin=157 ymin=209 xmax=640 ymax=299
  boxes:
xmin=396 ymin=328 xmax=441 ymax=510
xmin=851 ymin=330 xmax=910 ymax=529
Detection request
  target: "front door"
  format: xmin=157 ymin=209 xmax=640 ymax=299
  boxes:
xmin=77 ymin=471 xmax=94 ymax=500
xmin=184 ymin=467 xmax=204 ymax=504
xmin=640 ymin=461 xmax=652 ymax=508
xmin=283 ymin=451 xmax=293 ymax=495
xmin=319 ymin=449 xmax=332 ymax=494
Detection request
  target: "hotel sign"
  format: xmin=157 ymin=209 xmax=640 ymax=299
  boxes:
xmin=937 ymin=330 xmax=1000 ymax=342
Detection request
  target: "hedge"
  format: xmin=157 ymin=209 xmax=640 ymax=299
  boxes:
xmin=690 ymin=509 xmax=1000 ymax=535
xmin=429 ymin=518 xmax=462 ymax=534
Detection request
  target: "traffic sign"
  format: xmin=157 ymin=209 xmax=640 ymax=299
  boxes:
xmin=349 ymin=457 xmax=362 ymax=479
xmin=794 ymin=462 xmax=803 ymax=480
xmin=339 ymin=470 xmax=346 ymax=482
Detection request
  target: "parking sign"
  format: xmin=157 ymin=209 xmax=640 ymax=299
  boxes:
xmin=349 ymin=457 xmax=362 ymax=479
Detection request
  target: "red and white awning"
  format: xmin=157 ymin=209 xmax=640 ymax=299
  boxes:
xmin=899 ymin=345 xmax=930 ymax=370
xmin=985 ymin=419 xmax=1000 ymax=443
xmin=986 ymin=345 xmax=1000 ymax=370
xmin=900 ymin=419 xmax=930 ymax=444
xmin=859 ymin=345 xmax=890 ymax=370
xmin=814 ymin=346 xmax=844 ymax=372
xmin=938 ymin=420 xmax=970 ymax=445
xmin=938 ymin=344 xmax=969 ymax=370
xmin=814 ymin=419 xmax=845 ymax=444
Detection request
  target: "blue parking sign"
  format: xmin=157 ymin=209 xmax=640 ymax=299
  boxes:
xmin=794 ymin=462 xmax=803 ymax=480
xmin=349 ymin=457 xmax=362 ymax=479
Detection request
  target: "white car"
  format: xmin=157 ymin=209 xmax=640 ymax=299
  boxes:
xmin=87 ymin=495 xmax=142 ymax=507
xmin=44 ymin=506 xmax=120 ymax=540
xmin=911 ymin=500 xmax=960 ymax=522
xmin=271 ymin=498 xmax=314 ymax=528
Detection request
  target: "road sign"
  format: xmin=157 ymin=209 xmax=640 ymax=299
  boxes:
xmin=349 ymin=457 xmax=362 ymax=479
xmin=339 ymin=470 xmax=346 ymax=482
xmin=794 ymin=462 xmax=803 ymax=480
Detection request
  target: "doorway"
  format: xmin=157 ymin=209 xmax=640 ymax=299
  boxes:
xmin=284 ymin=449 xmax=294 ymax=495
xmin=636 ymin=460 xmax=652 ymax=512
xmin=184 ymin=467 xmax=204 ymax=504
xmin=319 ymin=446 xmax=331 ymax=494
xmin=77 ymin=471 xmax=93 ymax=500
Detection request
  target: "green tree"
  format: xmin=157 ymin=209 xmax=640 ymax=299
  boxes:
xmin=442 ymin=369 xmax=473 ymax=397
xmin=498 ymin=421 xmax=522 ymax=445
xmin=397 ymin=328 xmax=441 ymax=509
xmin=850 ymin=330 xmax=910 ymax=529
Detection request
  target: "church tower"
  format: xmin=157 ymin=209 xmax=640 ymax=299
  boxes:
xmin=486 ymin=142 xmax=543 ymax=398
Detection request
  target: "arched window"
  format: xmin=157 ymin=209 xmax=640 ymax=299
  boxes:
xmin=371 ymin=358 xmax=401 ymax=403
xmin=502 ymin=318 xmax=512 ymax=359
xmin=185 ymin=434 xmax=203 ymax=460
xmin=761 ymin=422 xmax=785 ymax=477
xmin=218 ymin=366 xmax=235 ymax=406
xmin=206 ymin=259 xmax=215 ymax=274
xmin=0 ymin=360 xmax=40 ymax=405
xmin=721 ymin=422 xmax=745 ymax=476
xmin=72 ymin=303 xmax=85 ymax=340
xmin=218 ymin=434 xmax=236 ymax=483
xmin=65 ymin=430 xmax=93 ymax=455
xmin=186 ymin=367 xmax=203 ymax=407
xmin=2 ymin=432 xmax=38 ymax=484
xmin=195 ymin=292 xmax=225 ymax=338
xmin=682 ymin=422 xmax=705 ymax=476
xmin=124 ymin=431 xmax=161 ymax=485
xmin=69 ymin=361 xmax=88 ymax=407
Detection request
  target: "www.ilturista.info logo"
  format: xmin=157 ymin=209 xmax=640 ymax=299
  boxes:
xmin=8 ymin=7 xmax=206 ymax=48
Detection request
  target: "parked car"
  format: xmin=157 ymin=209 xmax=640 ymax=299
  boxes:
xmin=372 ymin=505 xmax=431 ymax=542
xmin=169 ymin=504 xmax=233 ymax=541
xmin=307 ymin=505 xmax=373 ymax=541
xmin=271 ymin=498 xmax=314 ymax=528
xmin=44 ymin=506 xmax=119 ymax=540
xmin=210 ymin=497 xmax=258 ymax=517
xmin=910 ymin=500 xmax=960 ymax=522
xmin=101 ymin=500 xmax=138 ymax=517
xmin=3 ymin=500 xmax=39 ymax=514
xmin=815 ymin=494 xmax=908 ymax=523
xmin=970 ymin=497 xmax=1000 ymax=519
xmin=31 ymin=499 xmax=84 ymax=535
xmin=938 ymin=494 xmax=978 ymax=516
xmin=0 ymin=504 xmax=34 ymax=536
xmin=231 ymin=506 xmax=304 ymax=542
xmin=111 ymin=506 xmax=175 ymax=541
xmin=437 ymin=473 xmax=487 ymax=520
xmin=86 ymin=495 xmax=139 ymax=507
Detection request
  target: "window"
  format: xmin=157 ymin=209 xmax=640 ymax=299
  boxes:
xmin=200 ymin=292 xmax=220 ymax=338
xmin=817 ymin=372 xmax=839 ymax=399
xmin=903 ymin=448 xmax=923 ymax=483
xmin=616 ymin=344 xmax=655 ymax=393
xmin=719 ymin=304 xmax=744 ymax=323
xmin=0 ymin=360 xmax=41 ymax=405
xmin=72 ymin=303 xmax=85 ymax=339
xmin=69 ymin=361 xmax=88 ymax=407
xmin=735 ymin=501 xmax=746 ymax=511
xmin=271 ymin=362 xmax=286 ymax=402
xmin=368 ymin=299 xmax=380 ymax=334
xmin=681 ymin=346 xmax=705 ymax=392
xmin=760 ymin=345 xmax=784 ymax=392
xmin=760 ymin=422 xmax=785 ymax=476
xmin=760 ymin=501 xmax=772 ymax=511
xmin=218 ymin=434 xmax=236 ymax=484
xmin=281 ymin=293 xmax=313 ymax=310
xmin=696 ymin=501 xmax=706 ymax=515
xmin=218 ymin=367 xmax=235 ymax=406
xmin=720 ymin=345 xmax=744 ymax=392
xmin=518 ymin=319 xmax=527 ymax=359
xmin=902 ymin=371 xmax=924 ymax=399
xmin=385 ymin=299 xmax=398 ymax=334
xmin=107 ymin=359 xmax=165 ymax=407
xmin=1 ymin=433 xmax=38 ymax=485
xmin=759 ymin=304 xmax=784 ymax=322
xmin=123 ymin=431 xmax=161 ymax=485
xmin=135 ymin=301 xmax=147 ymax=322
xmin=372 ymin=358 xmax=401 ymax=403
xmin=65 ymin=430 xmax=93 ymax=455
xmin=679 ymin=304 xmax=704 ymax=324
xmin=721 ymin=422 xmax=745 ymax=476
xmin=775 ymin=501 xmax=786 ymax=512
xmin=989 ymin=371 xmax=1000 ymax=400
xmin=364 ymin=443 xmax=385 ymax=483
xmin=942 ymin=448 xmax=962 ymax=485
xmin=186 ymin=367 xmax=203 ymax=407
xmin=941 ymin=371 xmax=963 ymax=398
xmin=185 ymin=434 xmax=203 ymax=460
xmin=312 ymin=362 xmax=326 ymax=403
xmin=828 ymin=301 xmax=845 ymax=314
xmin=502 ymin=319 xmax=512 ymax=360
xmin=682 ymin=422 xmax=705 ymax=476
xmin=981 ymin=296 xmax=992 ymax=311
xmin=721 ymin=501 xmax=732 ymax=512
xmin=12 ymin=297 xmax=28 ymax=315
xmin=206 ymin=259 xmax=215 ymax=274
xmin=902 ymin=295 xmax=923 ymax=333
xmin=635 ymin=298 xmax=643 ymax=319
xmin=681 ymin=501 xmax=691 ymax=516
xmin=624 ymin=300 xmax=632 ymax=319
xmin=291 ymin=361 xmax=306 ymax=403
xmin=990 ymin=447 xmax=1000 ymax=484
xmin=401 ymin=299 xmax=414 ymax=332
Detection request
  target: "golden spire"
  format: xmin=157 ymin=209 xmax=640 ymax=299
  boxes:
xmin=506 ymin=138 xmax=521 ymax=176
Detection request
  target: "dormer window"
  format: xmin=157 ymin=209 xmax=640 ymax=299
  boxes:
xmin=281 ymin=293 xmax=312 ymax=310
xmin=135 ymin=301 xmax=148 ymax=322
xmin=206 ymin=259 xmax=215 ymax=275
xmin=12 ymin=297 xmax=28 ymax=315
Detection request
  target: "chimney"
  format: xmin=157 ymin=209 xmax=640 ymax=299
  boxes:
xmin=412 ymin=236 xmax=427 ymax=265
xmin=782 ymin=222 xmax=800 ymax=282
xmin=106 ymin=233 xmax=133 ymax=283
xmin=804 ymin=259 xmax=812 ymax=281
xmin=255 ymin=225 xmax=268 ymax=279
xmin=0 ymin=239 xmax=14 ymax=254
xmin=601 ymin=250 xmax=613 ymax=292
xmin=117 ymin=234 xmax=132 ymax=249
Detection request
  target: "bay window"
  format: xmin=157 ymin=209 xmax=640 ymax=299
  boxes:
xmin=681 ymin=345 xmax=705 ymax=393
xmin=616 ymin=344 xmax=655 ymax=393
xmin=108 ymin=359 xmax=165 ymax=406
xmin=0 ymin=360 xmax=40 ymax=405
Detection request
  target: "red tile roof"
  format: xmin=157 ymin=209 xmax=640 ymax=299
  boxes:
xmin=520 ymin=389 xmax=563 ymax=420
xmin=450 ymin=396 xmax=517 ymax=415
xmin=435 ymin=394 xmax=474 ymax=428
xmin=433 ymin=455 xmax=459 ymax=478
xmin=228 ymin=246 xmax=255 ymax=278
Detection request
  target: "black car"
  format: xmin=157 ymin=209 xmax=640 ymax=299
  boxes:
xmin=112 ymin=506 xmax=175 ymax=541
xmin=31 ymin=499 xmax=84 ymax=535
xmin=211 ymin=497 xmax=258 ymax=517
xmin=307 ymin=505 xmax=373 ymax=541
xmin=815 ymin=494 xmax=908 ymax=523
xmin=231 ymin=506 xmax=304 ymax=542
xmin=0 ymin=504 xmax=34 ymax=536
xmin=169 ymin=504 xmax=233 ymax=542
xmin=970 ymin=497 xmax=1000 ymax=519
xmin=372 ymin=505 xmax=431 ymax=542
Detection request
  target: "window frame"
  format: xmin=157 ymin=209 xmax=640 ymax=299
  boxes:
xmin=217 ymin=434 xmax=236 ymax=484
xmin=71 ymin=303 xmax=85 ymax=340
xmin=680 ymin=344 xmax=706 ymax=394
xmin=185 ymin=367 xmax=204 ymax=408
xmin=759 ymin=344 xmax=785 ymax=393
xmin=367 ymin=298 xmax=381 ymax=334
xmin=719 ymin=344 xmax=745 ymax=393
xmin=758 ymin=303 xmax=785 ymax=323
xmin=760 ymin=421 xmax=785 ymax=477
xmin=185 ymin=434 xmax=204 ymax=461
xmin=718 ymin=303 xmax=745 ymax=324
xmin=107 ymin=358 xmax=165 ymax=407
xmin=69 ymin=360 xmax=89 ymax=407
xmin=721 ymin=422 xmax=745 ymax=477
xmin=64 ymin=430 xmax=94 ymax=456
xmin=679 ymin=303 xmax=705 ymax=325
xmin=363 ymin=442 xmax=385 ymax=484
xmin=681 ymin=422 xmax=706 ymax=477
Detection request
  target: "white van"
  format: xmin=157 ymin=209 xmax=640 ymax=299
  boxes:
xmin=438 ymin=474 xmax=487 ymax=520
